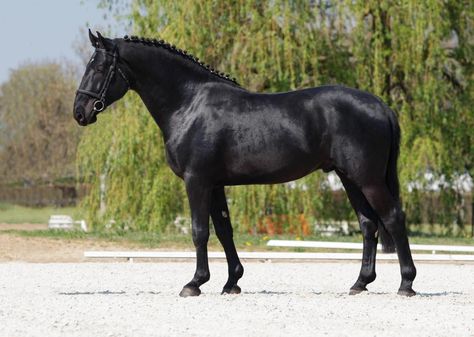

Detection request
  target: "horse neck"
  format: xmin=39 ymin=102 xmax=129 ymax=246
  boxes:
xmin=119 ymin=43 xmax=218 ymax=137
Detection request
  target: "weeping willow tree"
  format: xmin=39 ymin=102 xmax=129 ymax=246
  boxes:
xmin=78 ymin=0 xmax=473 ymax=235
xmin=348 ymin=1 xmax=473 ymax=233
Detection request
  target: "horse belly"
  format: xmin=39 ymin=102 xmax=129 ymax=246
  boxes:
xmin=223 ymin=130 xmax=321 ymax=185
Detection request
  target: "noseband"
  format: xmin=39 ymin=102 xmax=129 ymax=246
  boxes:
xmin=76 ymin=48 xmax=129 ymax=112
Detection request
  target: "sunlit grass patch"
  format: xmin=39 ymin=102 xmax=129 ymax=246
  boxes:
xmin=0 ymin=203 xmax=80 ymax=224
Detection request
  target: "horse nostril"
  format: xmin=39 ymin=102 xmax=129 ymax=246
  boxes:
xmin=75 ymin=106 xmax=85 ymax=122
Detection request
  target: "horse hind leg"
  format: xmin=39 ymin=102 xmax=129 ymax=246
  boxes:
xmin=361 ymin=183 xmax=417 ymax=296
xmin=338 ymin=174 xmax=379 ymax=294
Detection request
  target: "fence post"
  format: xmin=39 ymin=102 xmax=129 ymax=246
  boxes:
xmin=99 ymin=173 xmax=106 ymax=216
xmin=471 ymin=200 xmax=474 ymax=238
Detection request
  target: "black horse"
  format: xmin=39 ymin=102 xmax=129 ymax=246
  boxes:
xmin=74 ymin=31 xmax=416 ymax=297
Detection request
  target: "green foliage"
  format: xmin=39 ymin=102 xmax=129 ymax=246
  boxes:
xmin=79 ymin=0 xmax=473 ymax=235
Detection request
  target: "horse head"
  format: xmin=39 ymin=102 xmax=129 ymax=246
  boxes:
xmin=73 ymin=30 xmax=129 ymax=126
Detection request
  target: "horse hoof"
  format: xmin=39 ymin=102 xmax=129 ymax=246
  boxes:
xmin=397 ymin=288 xmax=416 ymax=297
xmin=222 ymin=285 xmax=241 ymax=295
xmin=179 ymin=286 xmax=201 ymax=297
xmin=349 ymin=287 xmax=367 ymax=295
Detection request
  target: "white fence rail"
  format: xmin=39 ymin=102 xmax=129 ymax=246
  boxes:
xmin=266 ymin=240 xmax=474 ymax=254
xmin=84 ymin=250 xmax=474 ymax=262
xmin=83 ymin=240 xmax=473 ymax=262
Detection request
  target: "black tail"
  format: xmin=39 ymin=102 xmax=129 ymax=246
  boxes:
xmin=386 ymin=108 xmax=401 ymax=206
xmin=379 ymin=108 xmax=400 ymax=253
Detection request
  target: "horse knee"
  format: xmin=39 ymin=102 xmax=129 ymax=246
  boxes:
xmin=382 ymin=208 xmax=406 ymax=236
xmin=192 ymin=227 xmax=209 ymax=247
xmin=359 ymin=216 xmax=377 ymax=239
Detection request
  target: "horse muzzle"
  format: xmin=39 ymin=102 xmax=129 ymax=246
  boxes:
xmin=74 ymin=104 xmax=98 ymax=126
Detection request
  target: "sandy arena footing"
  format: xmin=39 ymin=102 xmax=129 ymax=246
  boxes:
xmin=0 ymin=261 xmax=473 ymax=337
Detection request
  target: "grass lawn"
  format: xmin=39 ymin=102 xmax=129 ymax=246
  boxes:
xmin=3 ymin=228 xmax=473 ymax=252
xmin=0 ymin=202 xmax=472 ymax=250
xmin=0 ymin=202 xmax=80 ymax=224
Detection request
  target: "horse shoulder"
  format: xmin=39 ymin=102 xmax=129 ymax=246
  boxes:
xmin=164 ymin=87 xmax=234 ymax=179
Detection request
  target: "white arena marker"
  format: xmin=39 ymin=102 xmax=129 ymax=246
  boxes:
xmin=267 ymin=240 xmax=364 ymax=250
xmin=266 ymin=240 xmax=474 ymax=254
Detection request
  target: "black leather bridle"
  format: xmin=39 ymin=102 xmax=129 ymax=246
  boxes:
xmin=76 ymin=48 xmax=129 ymax=112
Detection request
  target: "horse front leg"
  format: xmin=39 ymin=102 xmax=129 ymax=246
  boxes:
xmin=179 ymin=178 xmax=212 ymax=297
xmin=210 ymin=186 xmax=244 ymax=294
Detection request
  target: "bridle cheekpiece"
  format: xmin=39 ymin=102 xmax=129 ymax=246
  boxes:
xmin=76 ymin=48 xmax=129 ymax=112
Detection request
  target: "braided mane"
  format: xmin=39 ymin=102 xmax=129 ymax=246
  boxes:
xmin=123 ymin=35 xmax=239 ymax=86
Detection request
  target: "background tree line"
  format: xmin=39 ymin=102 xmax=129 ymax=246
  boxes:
xmin=0 ymin=61 xmax=80 ymax=185
xmin=0 ymin=30 xmax=95 ymax=205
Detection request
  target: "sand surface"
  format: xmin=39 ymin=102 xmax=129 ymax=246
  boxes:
xmin=0 ymin=262 xmax=473 ymax=337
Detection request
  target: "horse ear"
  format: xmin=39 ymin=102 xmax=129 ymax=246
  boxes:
xmin=96 ymin=31 xmax=114 ymax=50
xmin=88 ymin=29 xmax=98 ymax=47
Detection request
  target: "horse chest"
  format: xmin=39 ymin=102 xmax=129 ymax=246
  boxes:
xmin=164 ymin=132 xmax=215 ymax=179
xmin=164 ymin=143 xmax=186 ymax=178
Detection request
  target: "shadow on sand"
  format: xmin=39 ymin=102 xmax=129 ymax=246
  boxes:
xmin=59 ymin=290 xmax=161 ymax=295
xmin=338 ymin=291 xmax=464 ymax=297
xmin=247 ymin=290 xmax=465 ymax=297
xmin=243 ymin=290 xmax=290 ymax=295
xmin=416 ymin=291 xmax=463 ymax=297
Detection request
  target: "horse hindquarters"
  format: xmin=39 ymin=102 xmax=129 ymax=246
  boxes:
xmin=343 ymin=107 xmax=416 ymax=296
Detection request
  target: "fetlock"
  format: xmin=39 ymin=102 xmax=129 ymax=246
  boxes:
xmin=359 ymin=270 xmax=376 ymax=285
xmin=193 ymin=270 xmax=210 ymax=286
xmin=232 ymin=263 xmax=244 ymax=280
xmin=401 ymin=265 xmax=416 ymax=282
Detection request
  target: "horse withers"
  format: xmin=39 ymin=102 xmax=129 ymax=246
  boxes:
xmin=74 ymin=30 xmax=416 ymax=297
